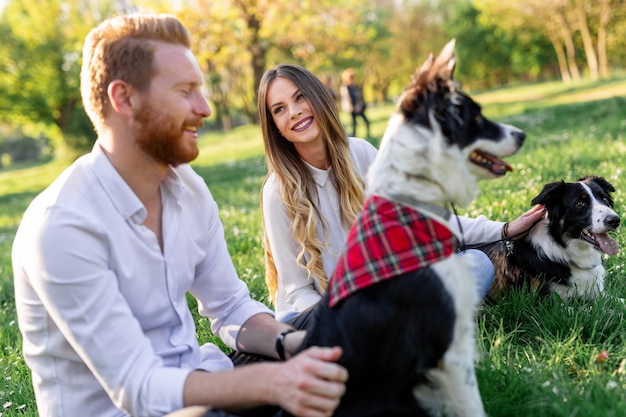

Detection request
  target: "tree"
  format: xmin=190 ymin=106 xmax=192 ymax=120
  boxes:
xmin=474 ymin=0 xmax=581 ymax=83
xmin=178 ymin=0 xmax=375 ymax=127
xmin=474 ymin=0 xmax=626 ymax=82
xmin=0 ymin=0 xmax=120 ymax=154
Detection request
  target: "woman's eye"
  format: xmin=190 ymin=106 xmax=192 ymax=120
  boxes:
xmin=273 ymin=106 xmax=284 ymax=115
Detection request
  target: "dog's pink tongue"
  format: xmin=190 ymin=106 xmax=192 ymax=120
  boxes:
xmin=596 ymin=233 xmax=619 ymax=255
xmin=492 ymin=160 xmax=513 ymax=175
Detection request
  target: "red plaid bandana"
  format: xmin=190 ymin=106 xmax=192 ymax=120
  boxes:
xmin=328 ymin=195 xmax=459 ymax=307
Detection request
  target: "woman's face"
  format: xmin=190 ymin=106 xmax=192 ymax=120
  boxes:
xmin=266 ymin=77 xmax=323 ymax=148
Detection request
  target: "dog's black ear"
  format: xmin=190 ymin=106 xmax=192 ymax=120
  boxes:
xmin=579 ymin=175 xmax=616 ymax=207
xmin=532 ymin=181 xmax=566 ymax=238
xmin=578 ymin=175 xmax=616 ymax=194
xmin=531 ymin=181 xmax=567 ymax=207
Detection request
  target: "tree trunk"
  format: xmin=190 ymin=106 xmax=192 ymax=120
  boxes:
xmin=555 ymin=9 xmax=581 ymax=81
xmin=249 ymin=35 xmax=265 ymax=124
xmin=547 ymin=29 xmax=572 ymax=83
xmin=575 ymin=0 xmax=599 ymax=79
xmin=597 ymin=0 xmax=612 ymax=78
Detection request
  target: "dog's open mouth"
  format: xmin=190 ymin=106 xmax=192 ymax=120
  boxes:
xmin=469 ymin=150 xmax=513 ymax=176
xmin=581 ymin=229 xmax=619 ymax=255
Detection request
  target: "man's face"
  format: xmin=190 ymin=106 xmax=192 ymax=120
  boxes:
xmin=133 ymin=43 xmax=211 ymax=167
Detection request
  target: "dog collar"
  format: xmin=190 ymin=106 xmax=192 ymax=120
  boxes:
xmin=385 ymin=193 xmax=452 ymax=220
xmin=327 ymin=195 xmax=459 ymax=307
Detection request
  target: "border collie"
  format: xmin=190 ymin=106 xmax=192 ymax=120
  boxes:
xmin=288 ymin=40 xmax=525 ymax=417
xmin=483 ymin=175 xmax=620 ymax=301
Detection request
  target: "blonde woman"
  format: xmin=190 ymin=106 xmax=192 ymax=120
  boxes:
xmin=258 ymin=64 xmax=378 ymax=321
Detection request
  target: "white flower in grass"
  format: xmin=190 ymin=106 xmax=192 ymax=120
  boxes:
xmin=606 ymin=380 xmax=619 ymax=390
xmin=2 ymin=403 xmax=11 ymax=409
xmin=521 ymin=367 xmax=532 ymax=373
xmin=542 ymin=380 xmax=551 ymax=387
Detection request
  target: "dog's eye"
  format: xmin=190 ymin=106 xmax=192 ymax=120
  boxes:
xmin=575 ymin=201 xmax=586 ymax=208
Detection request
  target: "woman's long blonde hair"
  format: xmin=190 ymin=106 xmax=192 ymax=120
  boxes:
xmin=258 ymin=64 xmax=366 ymax=303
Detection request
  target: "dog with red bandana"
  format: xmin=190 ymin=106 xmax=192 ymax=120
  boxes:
xmin=288 ymin=40 xmax=525 ymax=417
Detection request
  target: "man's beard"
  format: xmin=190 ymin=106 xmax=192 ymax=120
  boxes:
xmin=133 ymin=101 xmax=200 ymax=166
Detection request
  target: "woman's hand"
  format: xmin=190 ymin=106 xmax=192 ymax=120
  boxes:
xmin=503 ymin=204 xmax=546 ymax=240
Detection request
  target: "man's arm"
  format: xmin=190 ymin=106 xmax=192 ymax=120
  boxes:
xmin=235 ymin=312 xmax=293 ymax=359
xmin=183 ymin=346 xmax=348 ymax=417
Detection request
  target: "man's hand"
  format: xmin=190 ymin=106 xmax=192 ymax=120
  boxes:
xmin=270 ymin=346 xmax=348 ymax=417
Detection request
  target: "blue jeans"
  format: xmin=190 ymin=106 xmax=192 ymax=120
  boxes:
xmin=458 ymin=248 xmax=494 ymax=299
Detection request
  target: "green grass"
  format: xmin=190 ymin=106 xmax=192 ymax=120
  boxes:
xmin=2 ymin=77 xmax=626 ymax=416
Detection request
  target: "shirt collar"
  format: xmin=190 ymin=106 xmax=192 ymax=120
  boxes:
xmin=304 ymin=161 xmax=331 ymax=187
xmin=91 ymin=144 xmax=185 ymax=224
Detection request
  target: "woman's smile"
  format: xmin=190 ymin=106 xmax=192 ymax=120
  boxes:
xmin=292 ymin=116 xmax=313 ymax=132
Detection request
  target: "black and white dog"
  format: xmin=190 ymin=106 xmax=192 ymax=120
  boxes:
xmin=290 ymin=40 xmax=525 ymax=417
xmin=483 ymin=176 xmax=620 ymax=301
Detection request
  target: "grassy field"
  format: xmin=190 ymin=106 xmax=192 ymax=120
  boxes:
xmin=1 ymin=76 xmax=626 ymax=416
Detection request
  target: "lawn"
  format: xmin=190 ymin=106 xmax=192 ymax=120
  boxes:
xmin=1 ymin=76 xmax=626 ymax=416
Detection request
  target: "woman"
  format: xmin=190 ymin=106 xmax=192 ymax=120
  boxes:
xmin=258 ymin=64 xmax=377 ymax=321
xmin=258 ymin=64 xmax=542 ymax=321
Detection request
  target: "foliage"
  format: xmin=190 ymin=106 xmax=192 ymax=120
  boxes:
xmin=2 ymin=0 xmax=626 ymax=156
xmin=442 ymin=0 xmax=556 ymax=89
xmin=0 ymin=0 xmax=115 ymax=154
xmin=176 ymin=0 xmax=377 ymax=126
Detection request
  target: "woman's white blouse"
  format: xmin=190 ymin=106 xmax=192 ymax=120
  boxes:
xmin=262 ymin=137 xmax=378 ymax=320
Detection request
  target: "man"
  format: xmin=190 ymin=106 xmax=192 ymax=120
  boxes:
xmin=12 ymin=13 xmax=346 ymax=417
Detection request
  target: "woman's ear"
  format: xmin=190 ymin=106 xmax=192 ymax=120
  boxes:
xmin=107 ymin=80 xmax=135 ymax=118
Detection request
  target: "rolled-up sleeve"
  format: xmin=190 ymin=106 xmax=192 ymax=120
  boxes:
xmin=450 ymin=215 xmax=505 ymax=245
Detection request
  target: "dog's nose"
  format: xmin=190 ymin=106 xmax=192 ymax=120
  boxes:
xmin=514 ymin=130 xmax=526 ymax=145
xmin=605 ymin=214 xmax=620 ymax=229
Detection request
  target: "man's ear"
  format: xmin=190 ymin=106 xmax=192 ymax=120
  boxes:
xmin=107 ymin=80 xmax=136 ymax=118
